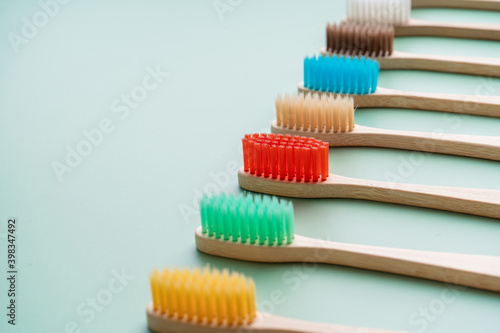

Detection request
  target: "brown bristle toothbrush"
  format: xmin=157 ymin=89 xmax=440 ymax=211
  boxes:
xmin=322 ymin=22 xmax=500 ymax=77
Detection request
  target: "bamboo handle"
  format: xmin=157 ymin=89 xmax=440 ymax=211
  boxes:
xmin=292 ymin=236 xmax=500 ymax=293
xmin=238 ymin=168 xmax=500 ymax=219
xmin=250 ymin=313 xmax=411 ymax=333
xmin=396 ymin=18 xmax=500 ymax=40
xmin=380 ymin=51 xmax=500 ymax=77
xmin=195 ymin=228 xmax=500 ymax=293
xmin=147 ymin=303 xmax=412 ymax=333
xmin=371 ymin=87 xmax=500 ymax=117
xmin=412 ymin=0 xmax=500 ymax=11
xmin=298 ymin=83 xmax=500 ymax=117
xmin=320 ymin=47 xmax=500 ymax=77
xmin=271 ymin=121 xmax=500 ymax=161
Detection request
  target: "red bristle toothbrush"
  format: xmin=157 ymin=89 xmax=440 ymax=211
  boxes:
xmin=239 ymin=133 xmax=500 ymax=219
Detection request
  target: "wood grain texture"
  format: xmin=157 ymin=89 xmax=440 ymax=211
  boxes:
xmin=412 ymin=0 xmax=500 ymax=11
xmin=196 ymin=227 xmax=500 ymax=293
xmin=237 ymin=168 xmax=500 ymax=219
xmin=270 ymin=121 xmax=500 ymax=161
xmin=394 ymin=18 xmax=500 ymax=40
xmin=298 ymin=82 xmax=500 ymax=117
xmin=320 ymin=47 xmax=500 ymax=77
xmin=147 ymin=303 xmax=413 ymax=333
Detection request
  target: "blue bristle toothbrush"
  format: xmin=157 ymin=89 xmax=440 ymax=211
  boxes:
xmin=299 ymin=55 xmax=500 ymax=118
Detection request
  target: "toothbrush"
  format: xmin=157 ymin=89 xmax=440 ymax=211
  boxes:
xmin=196 ymin=193 xmax=500 ymax=293
xmin=412 ymin=0 xmax=500 ymax=11
xmin=148 ymin=266 xmax=413 ymax=333
xmin=239 ymin=133 xmax=500 ymax=219
xmin=299 ymin=54 xmax=500 ymax=117
xmin=272 ymin=92 xmax=500 ymax=161
xmin=346 ymin=0 xmax=500 ymax=41
xmin=323 ymin=22 xmax=500 ymax=77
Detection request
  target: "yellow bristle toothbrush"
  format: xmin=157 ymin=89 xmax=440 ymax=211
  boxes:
xmin=195 ymin=193 xmax=500 ymax=293
xmin=272 ymin=92 xmax=500 ymax=161
xmin=346 ymin=0 xmax=500 ymax=40
xmin=238 ymin=133 xmax=500 ymax=219
xmin=148 ymin=266 xmax=414 ymax=332
xmin=322 ymin=22 xmax=500 ymax=77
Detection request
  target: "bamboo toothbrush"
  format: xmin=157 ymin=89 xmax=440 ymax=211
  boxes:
xmin=299 ymin=54 xmax=500 ymax=117
xmin=346 ymin=0 xmax=500 ymax=40
xmin=238 ymin=133 xmax=500 ymax=219
xmin=322 ymin=22 xmax=500 ymax=77
xmin=196 ymin=193 xmax=500 ymax=293
xmin=412 ymin=0 xmax=500 ymax=12
xmin=272 ymin=92 xmax=500 ymax=161
xmin=148 ymin=266 xmax=413 ymax=333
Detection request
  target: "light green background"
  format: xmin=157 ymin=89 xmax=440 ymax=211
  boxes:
xmin=1 ymin=1 xmax=500 ymax=332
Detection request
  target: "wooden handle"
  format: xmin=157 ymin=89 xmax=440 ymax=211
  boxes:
xmin=238 ymin=168 xmax=500 ymax=219
xmin=271 ymin=121 xmax=500 ymax=161
xmin=320 ymin=47 xmax=500 ymax=77
xmin=396 ymin=18 xmax=500 ymax=40
xmin=147 ymin=303 xmax=412 ymax=333
xmin=412 ymin=0 xmax=500 ymax=11
xmin=381 ymin=51 xmax=500 ymax=76
xmin=298 ymin=83 xmax=500 ymax=117
xmin=195 ymin=227 xmax=500 ymax=293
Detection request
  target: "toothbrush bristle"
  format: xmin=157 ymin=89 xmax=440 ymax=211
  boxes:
xmin=304 ymin=55 xmax=379 ymax=94
xmin=242 ymin=133 xmax=329 ymax=182
xmin=276 ymin=92 xmax=355 ymax=133
xmin=327 ymin=22 xmax=394 ymax=57
xmin=200 ymin=193 xmax=295 ymax=246
xmin=150 ymin=266 xmax=257 ymax=326
xmin=346 ymin=0 xmax=411 ymax=25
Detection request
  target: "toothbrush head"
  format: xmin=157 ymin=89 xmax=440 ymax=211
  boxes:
xmin=327 ymin=22 xmax=394 ymax=57
xmin=200 ymin=192 xmax=295 ymax=246
xmin=303 ymin=55 xmax=379 ymax=94
xmin=346 ymin=0 xmax=412 ymax=25
xmin=242 ymin=133 xmax=329 ymax=182
xmin=276 ymin=92 xmax=355 ymax=133
xmin=149 ymin=266 xmax=257 ymax=327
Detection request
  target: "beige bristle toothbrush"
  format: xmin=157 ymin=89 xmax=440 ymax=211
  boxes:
xmin=346 ymin=0 xmax=500 ymax=40
xmin=272 ymin=92 xmax=500 ymax=161
xmin=412 ymin=0 xmax=500 ymax=11
xmin=237 ymin=133 xmax=500 ymax=219
xmin=322 ymin=22 xmax=500 ymax=77
xmin=299 ymin=54 xmax=500 ymax=117
xmin=148 ymin=266 xmax=415 ymax=333
xmin=195 ymin=193 xmax=500 ymax=293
